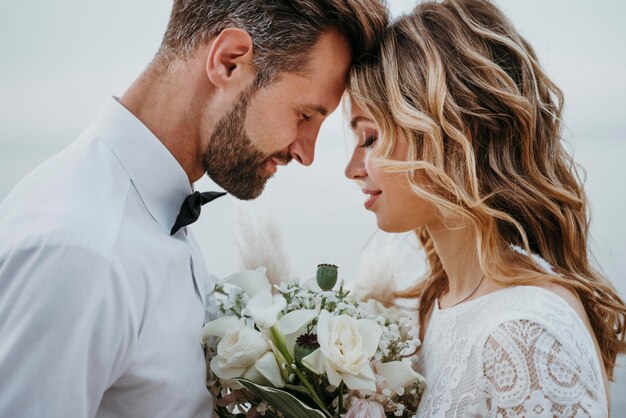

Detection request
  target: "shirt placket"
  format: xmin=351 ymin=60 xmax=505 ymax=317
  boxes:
xmin=186 ymin=228 xmax=215 ymax=324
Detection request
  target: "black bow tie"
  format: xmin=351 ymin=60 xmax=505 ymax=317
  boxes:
xmin=170 ymin=191 xmax=226 ymax=235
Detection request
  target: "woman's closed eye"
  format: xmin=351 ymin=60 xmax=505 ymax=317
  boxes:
xmin=359 ymin=129 xmax=379 ymax=148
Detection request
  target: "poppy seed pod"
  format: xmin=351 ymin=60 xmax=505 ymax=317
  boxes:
xmin=316 ymin=264 xmax=338 ymax=291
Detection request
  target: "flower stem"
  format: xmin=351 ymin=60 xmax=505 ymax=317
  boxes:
xmin=270 ymin=326 xmax=329 ymax=416
xmin=336 ymin=381 xmax=344 ymax=417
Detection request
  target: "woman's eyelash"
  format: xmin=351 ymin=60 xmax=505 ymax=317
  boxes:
xmin=301 ymin=113 xmax=312 ymax=121
xmin=359 ymin=135 xmax=378 ymax=148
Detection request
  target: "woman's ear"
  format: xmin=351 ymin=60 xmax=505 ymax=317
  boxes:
xmin=206 ymin=28 xmax=255 ymax=89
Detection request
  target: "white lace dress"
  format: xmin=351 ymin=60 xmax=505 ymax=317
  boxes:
xmin=415 ymin=286 xmax=608 ymax=417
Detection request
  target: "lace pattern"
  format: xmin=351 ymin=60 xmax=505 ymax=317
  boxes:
xmin=415 ymin=286 xmax=607 ymax=418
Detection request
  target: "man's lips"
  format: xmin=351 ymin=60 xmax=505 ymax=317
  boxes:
xmin=265 ymin=157 xmax=290 ymax=175
xmin=271 ymin=157 xmax=289 ymax=166
xmin=265 ymin=159 xmax=278 ymax=175
xmin=362 ymin=188 xmax=382 ymax=210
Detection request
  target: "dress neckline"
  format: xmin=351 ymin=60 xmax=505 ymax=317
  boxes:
xmin=435 ymin=285 xmax=587 ymax=324
xmin=435 ymin=286 xmax=511 ymax=313
xmin=435 ymin=246 xmax=559 ymax=314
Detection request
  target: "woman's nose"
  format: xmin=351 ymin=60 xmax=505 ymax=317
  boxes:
xmin=345 ymin=148 xmax=367 ymax=180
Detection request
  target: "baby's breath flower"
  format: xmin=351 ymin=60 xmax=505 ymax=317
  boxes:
xmin=256 ymin=402 xmax=269 ymax=415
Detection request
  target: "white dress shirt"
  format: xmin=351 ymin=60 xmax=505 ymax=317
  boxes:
xmin=0 ymin=97 xmax=216 ymax=417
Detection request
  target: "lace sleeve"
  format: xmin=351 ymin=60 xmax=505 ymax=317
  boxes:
xmin=478 ymin=319 xmax=606 ymax=417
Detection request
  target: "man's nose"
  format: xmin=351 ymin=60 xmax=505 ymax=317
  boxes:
xmin=290 ymin=130 xmax=319 ymax=167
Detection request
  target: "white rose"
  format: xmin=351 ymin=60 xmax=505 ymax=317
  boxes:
xmin=214 ymin=326 xmax=268 ymax=373
xmin=302 ymin=310 xmax=382 ymax=392
xmin=201 ymin=316 xmax=284 ymax=387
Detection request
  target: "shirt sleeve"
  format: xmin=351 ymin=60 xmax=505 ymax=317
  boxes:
xmin=478 ymin=319 xmax=607 ymax=417
xmin=0 ymin=241 xmax=138 ymax=417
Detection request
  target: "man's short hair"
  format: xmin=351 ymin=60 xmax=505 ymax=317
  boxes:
xmin=159 ymin=0 xmax=389 ymax=85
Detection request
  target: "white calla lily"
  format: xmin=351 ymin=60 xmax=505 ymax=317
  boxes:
xmin=278 ymin=309 xmax=318 ymax=335
xmin=245 ymin=289 xmax=287 ymax=329
xmin=221 ymin=267 xmax=270 ymax=297
xmin=300 ymin=347 xmax=325 ymax=374
xmin=302 ymin=310 xmax=382 ymax=392
xmin=242 ymin=351 xmax=285 ymax=388
xmin=277 ymin=309 xmax=318 ymax=357
xmin=201 ymin=315 xmax=243 ymax=344
xmin=372 ymin=361 xmax=423 ymax=392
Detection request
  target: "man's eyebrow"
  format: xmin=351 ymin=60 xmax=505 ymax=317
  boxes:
xmin=303 ymin=104 xmax=328 ymax=117
xmin=350 ymin=116 xmax=371 ymax=129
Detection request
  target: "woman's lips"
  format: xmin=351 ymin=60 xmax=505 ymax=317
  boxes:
xmin=363 ymin=189 xmax=382 ymax=210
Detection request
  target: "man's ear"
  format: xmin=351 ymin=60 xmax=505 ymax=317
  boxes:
xmin=206 ymin=28 xmax=255 ymax=88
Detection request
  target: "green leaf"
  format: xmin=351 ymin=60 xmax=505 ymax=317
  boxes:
xmin=284 ymin=383 xmax=315 ymax=397
xmin=282 ymin=384 xmax=320 ymax=410
xmin=233 ymin=378 xmax=331 ymax=418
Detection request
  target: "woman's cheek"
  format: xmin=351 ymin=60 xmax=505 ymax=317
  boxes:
xmin=364 ymin=153 xmax=383 ymax=183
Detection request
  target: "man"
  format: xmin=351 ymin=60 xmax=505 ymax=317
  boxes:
xmin=0 ymin=1 xmax=388 ymax=417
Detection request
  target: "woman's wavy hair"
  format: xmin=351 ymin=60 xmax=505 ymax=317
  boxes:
xmin=349 ymin=0 xmax=626 ymax=379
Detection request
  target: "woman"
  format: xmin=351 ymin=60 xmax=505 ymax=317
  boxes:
xmin=345 ymin=0 xmax=626 ymax=416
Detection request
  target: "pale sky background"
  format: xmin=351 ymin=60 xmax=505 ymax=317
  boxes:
xmin=1 ymin=0 xmax=625 ymax=410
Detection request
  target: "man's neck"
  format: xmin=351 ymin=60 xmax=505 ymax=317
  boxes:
xmin=119 ymin=60 xmax=210 ymax=183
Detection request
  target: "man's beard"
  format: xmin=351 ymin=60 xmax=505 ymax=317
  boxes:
xmin=202 ymin=87 xmax=291 ymax=200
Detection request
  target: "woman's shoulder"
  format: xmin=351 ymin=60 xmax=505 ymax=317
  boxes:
xmin=487 ymin=283 xmax=581 ymax=310
xmin=471 ymin=285 xmax=591 ymax=345
xmin=539 ymin=282 xmax=588 ymax=321
xmin=479 ymin=245 xmax=591 ymax=340
xmin=471 ymin=285 xmax=608 ymax=415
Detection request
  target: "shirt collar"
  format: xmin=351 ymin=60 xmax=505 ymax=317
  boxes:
xmin=91 ymin=96 xmax=192 ymax=233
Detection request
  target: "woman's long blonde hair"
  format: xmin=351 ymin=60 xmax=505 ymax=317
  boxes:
xmin=349 ymin=0 xmax=626 ymax=379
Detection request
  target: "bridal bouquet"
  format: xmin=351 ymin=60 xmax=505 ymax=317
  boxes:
xmin=202 ymin=264 xmax=424 ymax=418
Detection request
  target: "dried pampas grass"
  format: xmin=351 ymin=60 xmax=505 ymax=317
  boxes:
xmin=234 ymin=204 xmax=292 ymax=286
xmin=351 ymin=232 xmax=418 ymax=305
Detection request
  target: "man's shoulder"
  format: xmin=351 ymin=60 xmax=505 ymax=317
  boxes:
xmin=0 ymin=130 xmax=132 ymax=258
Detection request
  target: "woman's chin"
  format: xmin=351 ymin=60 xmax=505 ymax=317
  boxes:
xmin=375 ymin=217 xmax=415 ymax=233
